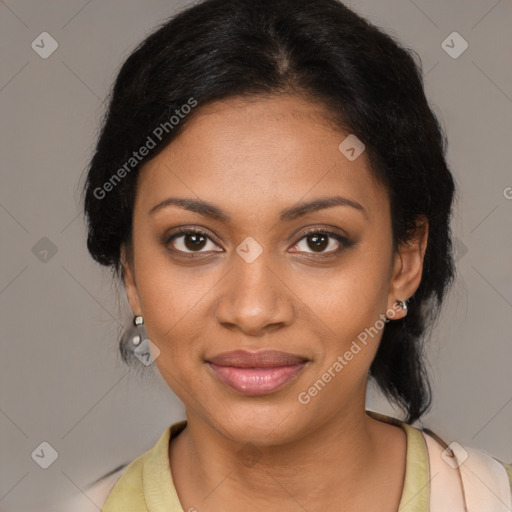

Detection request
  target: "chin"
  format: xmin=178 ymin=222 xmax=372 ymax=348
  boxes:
xmin=209 ymin=399 xmax=306 ymax=446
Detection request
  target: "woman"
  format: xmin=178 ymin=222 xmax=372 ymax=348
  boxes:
xmin=81 ymin=0 xmax=512 ymax=510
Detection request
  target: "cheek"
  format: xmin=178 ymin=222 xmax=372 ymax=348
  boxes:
xmin=128 ymin=246 xmax=205 ymax=371
xmin=287 ymin=249 xmax=391 ymax=384
xmin=292 ymin=246 xmax=390 ymax=332
xmin=131 ymin=227 xmax=205 ymax=331
xmin=146 ymin=312 xmax=208 ymax=404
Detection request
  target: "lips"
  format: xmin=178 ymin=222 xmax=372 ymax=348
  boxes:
xmin=205 ymin=350 xmax=309 ymax=395
xmin=207 ymin=350 xmax=308 ymax=368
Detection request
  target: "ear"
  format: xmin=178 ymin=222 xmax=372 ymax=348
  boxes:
xmin=387 ymin=216 xmax=428 ymax=319
xmin=120 ymin=244 xmax=142 ymax=316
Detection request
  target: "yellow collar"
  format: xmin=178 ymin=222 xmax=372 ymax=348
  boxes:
xmin=106 ymin=410 xmax=430 ymax=511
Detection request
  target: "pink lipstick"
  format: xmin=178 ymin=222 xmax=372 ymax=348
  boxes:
xmin=206 ymin=350 xmax=308 ymax=395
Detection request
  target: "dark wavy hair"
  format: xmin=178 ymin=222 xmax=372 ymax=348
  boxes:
xmin=82 ymin=0 xmax=456 ymax=424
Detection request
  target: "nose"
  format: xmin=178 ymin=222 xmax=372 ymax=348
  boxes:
xmin=214 ymin=250 xmax=295 ymax=337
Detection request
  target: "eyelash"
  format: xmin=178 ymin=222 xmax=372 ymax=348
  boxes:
xmin=164 ymin=227 xmax=353 ymax=257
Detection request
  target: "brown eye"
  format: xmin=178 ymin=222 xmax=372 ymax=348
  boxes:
xmin=166 ymin=229 xmax=221 ymax=254
xmin=306 ymin=233 xmax=329 ymax=252
xmin=183 ymin=232 xmax=207 ymax=251
xmin=291 ymin=230 xmax=351 ymax=255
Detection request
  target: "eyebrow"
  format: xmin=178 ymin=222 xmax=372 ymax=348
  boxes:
xmin=148 ymin=195 xmax=367 ymax=222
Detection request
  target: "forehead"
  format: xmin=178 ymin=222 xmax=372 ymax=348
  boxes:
xmin=135 ymin=94 xmax=388 ymax=223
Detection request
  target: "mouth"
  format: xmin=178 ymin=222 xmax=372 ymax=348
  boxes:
xmin=205 ymin=350 xmax=309 ymax=396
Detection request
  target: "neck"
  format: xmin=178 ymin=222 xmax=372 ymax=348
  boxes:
xmin=168 ymin=396 xmax=399 ymax=510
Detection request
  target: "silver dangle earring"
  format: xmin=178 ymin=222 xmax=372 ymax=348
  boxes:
xmin=131 ymin=315 xmax=155 ymax=366
xmin=132 ymin=315 xmax=145 ymax=346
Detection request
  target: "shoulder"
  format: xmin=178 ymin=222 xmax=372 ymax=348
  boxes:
xmin=62 ymin=424 xmax=175 ymax=512
xmin=100 ymin=451 xmax=148 ymax=511
xmin=490 ymin=456 xmax=512 ymax=495
xmin=102 ymin=420 xmax=185 ymax=511
xmin=58 ymin=459 xmax=142 ymax=512
xmin=421 ymin=427 xmax=512 ymax=511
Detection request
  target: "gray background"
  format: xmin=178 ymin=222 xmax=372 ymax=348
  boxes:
xmin=1 ymin=0 xmax=511 ymax=510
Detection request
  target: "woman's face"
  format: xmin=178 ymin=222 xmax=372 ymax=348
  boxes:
xmin=122 ymin=94 xmax=426 ymax=445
